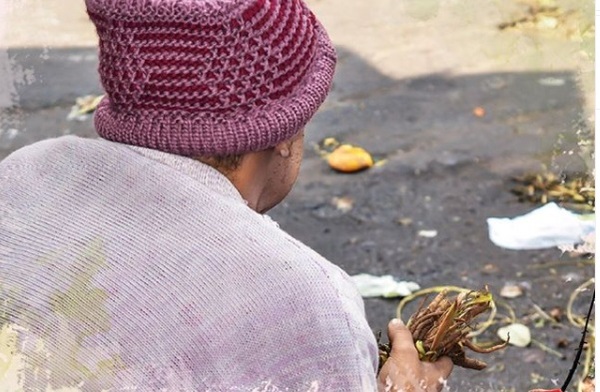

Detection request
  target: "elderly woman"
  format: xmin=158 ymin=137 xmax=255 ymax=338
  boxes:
xmin=0 ymin=0 xmax=452 ymax=390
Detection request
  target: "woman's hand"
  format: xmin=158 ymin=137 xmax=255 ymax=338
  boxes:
xmin=377 ymin=319 xmax=453 ymax=392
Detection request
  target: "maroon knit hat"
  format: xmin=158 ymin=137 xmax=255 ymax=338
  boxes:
xmin=85 ymin=0 xmax=336 ymax=157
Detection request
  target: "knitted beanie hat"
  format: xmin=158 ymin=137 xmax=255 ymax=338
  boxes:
xmin=85 ymin=0 xmax=336 ymax=157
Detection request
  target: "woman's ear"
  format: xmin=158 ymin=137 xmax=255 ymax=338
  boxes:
xmin=274 ymin=141 xmax=292 ymax=158
xmin=279 ymin=148 xmax=290 ymax=158
xmin=273 ymin=129 xmax=304 ymax=159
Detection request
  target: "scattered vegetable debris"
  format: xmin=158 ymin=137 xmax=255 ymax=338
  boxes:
xmin=67 ymin=94 xmax=104 ymax=121
xmin=510 ymin=172 xmax=595 ymax=211
xmin=498 ymin=5 xmax=580 ymax=37
xmin=500 ymin=283 xmax=524 ymax=299
xmin=498 ymin=323 xmax=531 ymax=348
xmin=473 ymin=106 xmax=486 ymax=117
xmin=331 ymin=196 xmax=354 ymax=212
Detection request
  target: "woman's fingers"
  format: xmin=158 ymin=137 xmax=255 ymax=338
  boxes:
xmin=387 ymin=318 xmax=419 ymax=359
xmin=381 ymin=318 xmax=454 ymax=392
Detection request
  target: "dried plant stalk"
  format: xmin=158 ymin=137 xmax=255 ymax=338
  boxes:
xmin=378 ymin=286 xmax=508 ymax=373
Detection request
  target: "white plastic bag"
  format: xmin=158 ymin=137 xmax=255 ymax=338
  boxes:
xmin=487 ymin=203 xmax=595 ymax=250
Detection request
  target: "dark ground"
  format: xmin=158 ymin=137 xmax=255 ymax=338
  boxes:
xmin=274 ymin=48 xmax=595 ymax=392
xmin=0 ymin=3 xmax=595 ymax=390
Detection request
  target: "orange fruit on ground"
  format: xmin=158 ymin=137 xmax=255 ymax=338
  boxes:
xmin=327 ymin=144 xmax=374 ymax=173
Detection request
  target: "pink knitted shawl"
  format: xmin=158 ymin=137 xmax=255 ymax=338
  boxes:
xmin=0 ymin=136 xmax=377 ymax=391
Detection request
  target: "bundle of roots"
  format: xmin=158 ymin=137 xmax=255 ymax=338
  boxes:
xmin=378 ymin=287 xmax=509 ymax=373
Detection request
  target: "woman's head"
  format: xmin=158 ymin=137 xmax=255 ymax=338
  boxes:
xmin=196 ymin=128 xmax=305 ymax=213
xmin=86 ymin=0 xmax=336 ymax=158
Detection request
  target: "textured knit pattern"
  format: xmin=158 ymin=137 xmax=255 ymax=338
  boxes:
xmin=0 ymin=136 xmax=378 ymax=391
xmin=85 ymin=0 xmax=337 ymax=157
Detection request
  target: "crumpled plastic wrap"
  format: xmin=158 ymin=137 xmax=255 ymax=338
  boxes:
xmin=351 ymin=274 xmax=420 ymax=298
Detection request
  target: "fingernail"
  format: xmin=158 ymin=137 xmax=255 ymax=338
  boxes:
xmin=391 ymin=318 xmax=404 ymax=326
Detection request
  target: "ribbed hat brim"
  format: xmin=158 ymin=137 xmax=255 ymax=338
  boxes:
xmin=94 ymin=23 xmax=336 ymax=157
